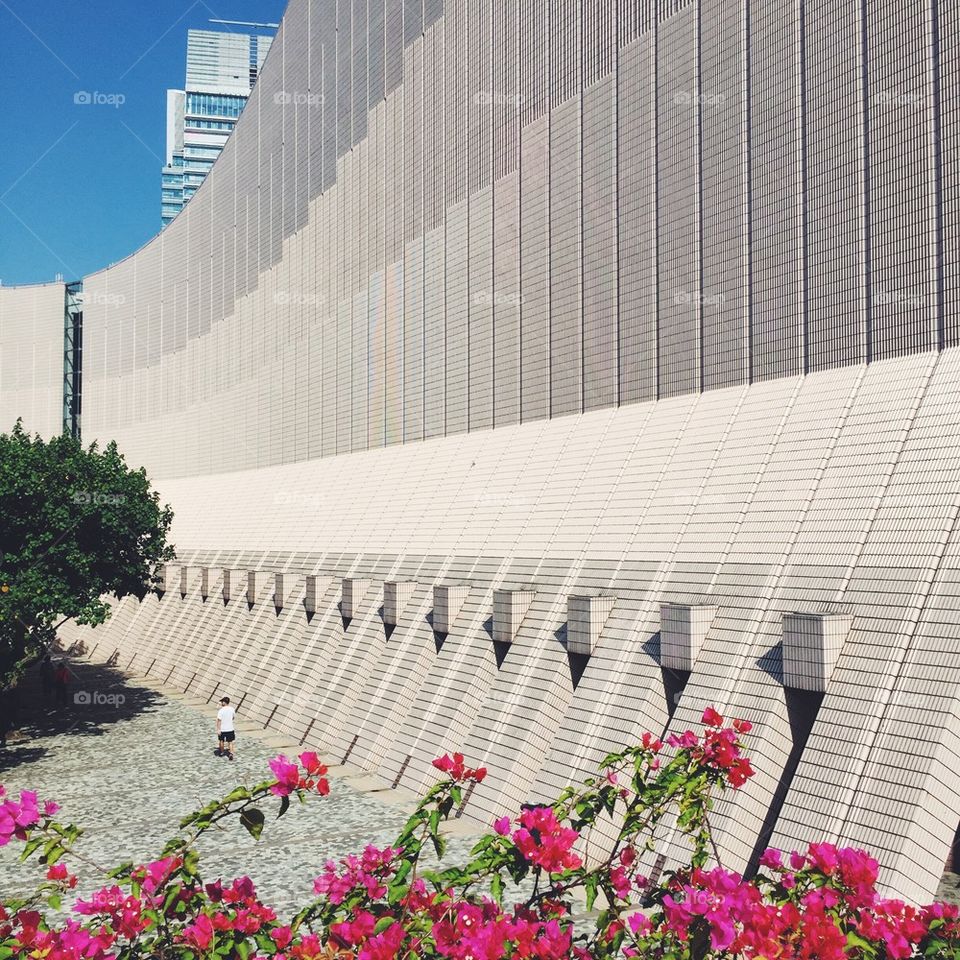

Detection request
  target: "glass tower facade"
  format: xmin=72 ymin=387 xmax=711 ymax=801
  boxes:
xmin=161 ymin=29 xmax=272 ymax=226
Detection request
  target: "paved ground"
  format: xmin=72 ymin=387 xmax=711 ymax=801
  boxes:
xmin=1 ymin=659 xmax=957 ymax=915
xmin=0 ymin=660 xmax=480 ymax=918
xmin=939 ymin=872 xmax=960 ymax=905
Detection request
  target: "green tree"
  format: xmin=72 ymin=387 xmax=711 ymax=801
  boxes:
xmin=0 ymin=421 xmax=174 ymax=689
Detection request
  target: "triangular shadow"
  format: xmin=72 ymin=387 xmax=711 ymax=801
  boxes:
xmin=757 ymin=641 xmax=784 ymax=684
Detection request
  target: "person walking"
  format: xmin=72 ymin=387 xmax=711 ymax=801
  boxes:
xmin=216 ymin=696 xmax=236 ymax=760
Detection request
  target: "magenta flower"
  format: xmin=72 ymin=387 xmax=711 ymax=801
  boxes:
xmin=268 ymin=755 xmax=302 ymax=797
xmin=758 ymin=847 xmax=783 ymax=870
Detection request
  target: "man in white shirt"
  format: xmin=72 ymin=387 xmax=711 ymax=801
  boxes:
xmin=216 ymin=696 xmax=237 ymax=760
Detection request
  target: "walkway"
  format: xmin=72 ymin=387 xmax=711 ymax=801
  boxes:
xmin=0 ymin=660 xmax=478 ymax=916
xmin=2 ymin=659 xmax=956 ymax=910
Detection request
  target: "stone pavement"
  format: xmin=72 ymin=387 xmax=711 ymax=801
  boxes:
xmin=0 ymin=660 xmax=480 ymax=917
xmin=1 ymin=658 xmax=956 ymax=913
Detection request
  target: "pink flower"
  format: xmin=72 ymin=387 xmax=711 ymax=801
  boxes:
xmin=494 ymin=817 xmax=511 ymax=836
xmin=0 ymin=789 xmax=41 ymax=846
xmin=758 ymin=847 xmax=783 ymax=870
xmin=45 ymin=863 xmax=77 ymax=888
xmin=641 ymin=732 xmax=663 ymax=752
xmin=180 ymin=914 xmax=214 ymax=951
xmin=357 ymin=921 xmax=404 ymax=960
xmin=432 ymin=753 xmax=487 ymax=783
xmin=132 ymin=856 xmax=181 ymax=895
xmin=512 ymin=807 xmax=581 ymax=873
xmin=610 ymin=866 xmax=632 ymax=900
xmin=807 ymin=841 xmax=839 ymax=875
xmin=313 ymin=846 xmax=402 ymax=905
xmin=269 ymin=755 xmax=302 ymax=797
xmin=702 ymin=706 xmax=724 ymax=727
xmin=299 ymin=751 xmax=327 ymax=777
xmin=330 ymin=910 xmax=376 ymax=947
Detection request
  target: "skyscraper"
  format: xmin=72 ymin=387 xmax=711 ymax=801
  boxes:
xmin=161 ymin=28 xmax=273 ymax=226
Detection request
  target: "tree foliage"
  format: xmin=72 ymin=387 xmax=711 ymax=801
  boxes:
xmin=0 ymin=422 xmax=174 ymax=688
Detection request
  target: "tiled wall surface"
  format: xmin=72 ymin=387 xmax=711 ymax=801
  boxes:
xmin=65 ymin=0 xmax=958 ymax=481
xmin=0 ymin=282 xmax=64 ymax=438
xmin=64 ymin=354 xmax=960 ymax=905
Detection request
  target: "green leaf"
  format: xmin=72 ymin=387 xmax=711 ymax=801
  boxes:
xmin=392 ymin=858 xmax=413 ymax=887
xmin=374 ymin=917 xmax=396 ymax=935
xmin=181 ymin=848 xmax=200 ymax=878
xmin=278 ymin=794 xmax=291 ymax=819
xmin=224 ymin=786 xmax=253 ymax=804
xmin=41 ymin=837 xmax=64 ymax=864
xmin=18 ymin=837 xmax=43 ymax=862
xmin=469 ymin=835 xmax=497 ymax=856
xmin=240 ymin=807 xmax=266 ymax=840
xmin=585 ymin=874 xmax=599 ymax=912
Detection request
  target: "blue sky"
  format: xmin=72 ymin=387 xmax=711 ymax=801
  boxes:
xmin=0 ymin=0 xmax=287 ymax=285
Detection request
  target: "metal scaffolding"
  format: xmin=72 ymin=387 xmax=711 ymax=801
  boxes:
xmin=63 ymin=281 xmax=83 ymax=439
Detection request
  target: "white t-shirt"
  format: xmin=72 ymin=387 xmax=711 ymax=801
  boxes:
xmin=217 ymin=705 xmax=236 ymax=732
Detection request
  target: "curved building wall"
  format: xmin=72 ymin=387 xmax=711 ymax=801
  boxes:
xmin=0 ymin=282 xmax=64 ymax=438
xmin=81 ymin=0 xmax=960 ymax=481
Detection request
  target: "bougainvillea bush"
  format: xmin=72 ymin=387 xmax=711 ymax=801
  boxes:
xmin=1 ymin=709 xmax=958 ymax=959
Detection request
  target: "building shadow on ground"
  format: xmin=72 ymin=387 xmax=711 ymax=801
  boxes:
xmin=0 ymin=656 xmax=163 ymax=773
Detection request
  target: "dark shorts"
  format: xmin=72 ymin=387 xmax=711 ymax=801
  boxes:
xmin=220 ymin=730 xmax=236 ymax=742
